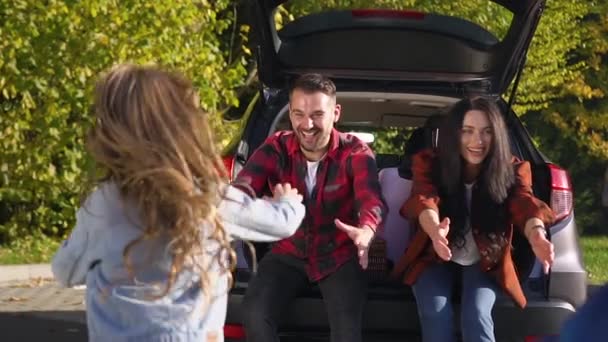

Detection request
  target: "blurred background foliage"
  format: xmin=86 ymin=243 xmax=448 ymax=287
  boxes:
xmin=0 ymin=0 xmax=248 ymax=242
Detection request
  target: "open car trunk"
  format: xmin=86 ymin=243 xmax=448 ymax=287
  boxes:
xmin=250 ymin=0 xmax=545 ymax=95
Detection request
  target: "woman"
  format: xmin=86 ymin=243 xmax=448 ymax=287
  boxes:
xmin=392 ymin=97 xmax=555 ymax=342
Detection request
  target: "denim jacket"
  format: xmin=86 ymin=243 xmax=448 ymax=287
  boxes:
xmin=51 ymin=182 xmax=304 ymax=342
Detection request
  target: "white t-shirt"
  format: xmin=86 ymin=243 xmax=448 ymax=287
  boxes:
xmin=451 ymin=183 xmax=481 ymax=266
xmin=305 ymin=160 xmax=321 ymax=196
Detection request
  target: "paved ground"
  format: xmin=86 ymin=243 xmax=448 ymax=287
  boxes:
xmin=0 ymin=269 xmax=602 ymax=342
xmin=0 ymin=278 xmax=87 ymax=341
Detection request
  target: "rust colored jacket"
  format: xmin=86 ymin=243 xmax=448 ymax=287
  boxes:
xmin=391 ymin=149 xmax=555 ymax=308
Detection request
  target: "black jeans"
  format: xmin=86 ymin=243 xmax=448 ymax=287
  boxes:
xmin=242 ymin=252 xmax=368 ymax=342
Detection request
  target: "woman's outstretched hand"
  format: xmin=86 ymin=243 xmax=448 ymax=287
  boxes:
xmin=430 ymin=217 xmax=452 ymax=261
xmin=528 ymin=228 xmax=554 ymax=274
xmin=419 ymin=210 xmax=452 ymax=261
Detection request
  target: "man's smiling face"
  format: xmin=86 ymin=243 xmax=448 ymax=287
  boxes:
xmin=289 ymin=88 xmax=340 ymax=161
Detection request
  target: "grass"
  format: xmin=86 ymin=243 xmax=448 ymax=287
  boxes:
xmin=1 ymin=235 xmax=607 ymax=284
xmin=0 ymin=234 xmax=61 ymax=264
xmin=580 ymin=235 xmax=608 ymax=285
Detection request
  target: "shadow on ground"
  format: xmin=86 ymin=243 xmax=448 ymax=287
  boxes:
xmin=0 ymin=311 xmax=87 ymax=341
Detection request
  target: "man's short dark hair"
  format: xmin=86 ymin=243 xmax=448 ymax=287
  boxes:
xmin=289 ymin=73 xmax=336 ymax=99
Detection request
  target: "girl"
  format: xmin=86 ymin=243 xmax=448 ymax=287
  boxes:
xmin=51 ymin=64 xmax=305 ymax=342
xmin=392 ymin=97 xmax=555 ymax=342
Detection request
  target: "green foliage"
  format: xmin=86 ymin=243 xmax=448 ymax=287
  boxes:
xmin=580 ymin=236 xmax=608 ymax=284
xmin=0 ymin=1 xmax=248 ymax=242
xmin=0 ymin=233 xmax=61 ymax=264
xmin=523 ymin=0 xmax=608 ymax=234
xmin=370 ymin=128 xmax=414 ymax=155
xmin=513 ymin=0 xmax=592 ymax=112
xmin=526 ymin=0 xmax=608 ymax=161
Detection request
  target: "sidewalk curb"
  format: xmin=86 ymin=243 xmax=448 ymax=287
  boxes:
xmin=0 ymin=264 xmax=52 ymax=283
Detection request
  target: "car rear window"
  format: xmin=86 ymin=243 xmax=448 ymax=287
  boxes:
xmin=273 ymin=109 xmax=421 ymax=155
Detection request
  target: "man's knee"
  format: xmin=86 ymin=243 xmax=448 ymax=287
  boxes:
xmin=242 ymin=290 xmax=275 ymax=331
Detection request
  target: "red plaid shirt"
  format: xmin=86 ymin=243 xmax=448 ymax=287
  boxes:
xmin=233 ymin=129 xmax=386 ymax=281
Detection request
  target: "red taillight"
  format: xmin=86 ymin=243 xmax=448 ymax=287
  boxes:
xmin=351 ymin=9 xmax=425 ymax=20
xmin=224 ymin=324 xmax=246 ymax=339
xmin=222 ymin=155 xmax=235 ymax=180
xmin=548 ymin=163 xmax=573 ymax=221
xmin=525 ymin=335 xmax=558 ymax=342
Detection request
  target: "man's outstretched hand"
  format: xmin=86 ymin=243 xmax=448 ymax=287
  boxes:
xmin=334 ymin=219 xmax=375 ymax=269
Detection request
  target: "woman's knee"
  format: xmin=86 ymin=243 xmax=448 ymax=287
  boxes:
xmin=461 ymin=309 xmax=495 ymax=342
xmin=461 ymin=307 xmax=493 ymax=326
xmin=461 ymin=294 xmax=494 ymax=323
xmin=460 ymin=300 xmax=495 ymax=338
xmin=415 ymin=295 xmax=453 ymax=322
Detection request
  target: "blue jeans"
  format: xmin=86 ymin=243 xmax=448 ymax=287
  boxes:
xmin=412 ymin=262 xmax=498 ymax=342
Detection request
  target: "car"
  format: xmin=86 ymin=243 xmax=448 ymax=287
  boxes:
xmin=221 ymin=0 xmax=587 ymax=341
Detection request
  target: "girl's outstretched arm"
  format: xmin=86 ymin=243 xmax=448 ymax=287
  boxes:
xmin=219 ymin=185 xmax=305 ymax=242
xmin=51 ymin=207 xmax=92 ymax=287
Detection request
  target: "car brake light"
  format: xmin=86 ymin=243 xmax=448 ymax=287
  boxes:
xmin=351 ymin=9 xmax=425 ymax=20
xmin=548 ymin=163 xmax=573 ymax=221
xmin=222 ymin=155 xmax=235 ymax=180
xmin=224 ymin=324 xmax=246 ymax=339
xmin=525 ymin=335 xmax=558 ymax=342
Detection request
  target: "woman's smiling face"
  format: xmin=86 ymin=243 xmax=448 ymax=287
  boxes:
xmin=460 ymin=109 xmax=493 ymax=166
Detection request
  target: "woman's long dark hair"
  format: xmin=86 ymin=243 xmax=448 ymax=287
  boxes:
xmin=437 ymin=97 xmax=515 ymax=247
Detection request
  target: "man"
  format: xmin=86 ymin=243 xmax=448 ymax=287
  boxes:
xmin=235 ymin=73 xmax=387 ymax=342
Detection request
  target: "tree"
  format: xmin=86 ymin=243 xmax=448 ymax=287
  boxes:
xmin=524 ymin=0 xmax=608 ymax=234
xmin=0 ymin=0 xmax=248 ymax=241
